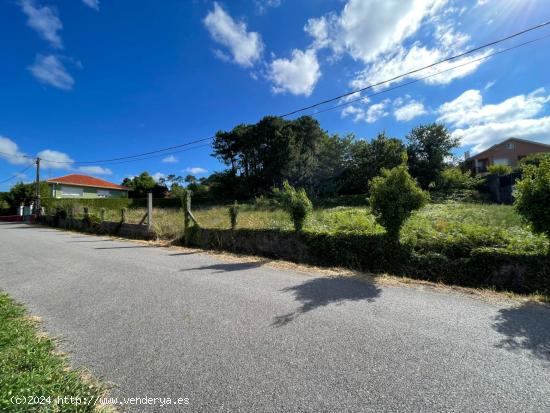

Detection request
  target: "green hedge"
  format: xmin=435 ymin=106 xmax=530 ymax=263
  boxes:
xmin=41 ymin=197 xmax=185 ymax=213
xmin=185 ymin=227 xmax=550 ymax=295
xmin=41 ymin=197 xmax=132 ymax=212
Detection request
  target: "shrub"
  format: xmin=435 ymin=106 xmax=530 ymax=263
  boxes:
xmin=280 ymin=181 xmax=313 ymax=231
xmin=253 ymin=194 xmax=281 ymax=209
xmin=518 ymin=152 xmax=550 ymax=170
xmin=432 ymin=167 xmax=483 ymax=202
xmin=229 ymin=201 xmax=239 ymax=230
xmin=369 ymin=165 xmax=428 ymax=239
xmin=54 ymin=205 xmax=67 ymax=217
xmin=82 ymin=213 xmax=102 ymax=232
xmin=514 ymin=156 xmax=550 ymax=239
xmin=488 ymin=164 xmax=512 ymax=175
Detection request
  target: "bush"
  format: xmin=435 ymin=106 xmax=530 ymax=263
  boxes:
xmin=488 ymin=164 xmax=512 ymax=175
xmin=432 ymin=167 xmax=484 ymax=202
xmin=369 ymin=165 xmax=428 ymax=239
xmin=518 ymin=152 xmax=550 ymax=170
xmin=228 ymin=201 xmax=239 ymax=230
xmin=280 ymin=181 xmax=313 ymax=231
xmin=514 ymin=156 xmax=550 ymax=239
xmin=82 ymin=213 xmax=102 ymax=232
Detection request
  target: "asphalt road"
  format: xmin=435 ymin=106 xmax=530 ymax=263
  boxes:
xmin=1 ymin=222 xmax=549 ymax=412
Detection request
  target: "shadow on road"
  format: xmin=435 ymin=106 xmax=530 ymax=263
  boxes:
xmin=181 ymin=260 xmax=269 ymax=273
xmin=272 ymin=277 xmax=381 ymax=327
xmin=95 ymin=245 xmax=152 ymax=249
xmin=492 ymin=302 xmax=550 ymax=363
xmin=68 ymin=240 xmax=112 ymax=243
xmin=168 ymin=252 xmax=196 ymax=256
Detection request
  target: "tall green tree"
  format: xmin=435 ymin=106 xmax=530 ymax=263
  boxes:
xmin=3 ymin=181 xmax=49 ymax=208
xmin=121 ymin=172 xmax=168 ymax=198
xmin=313 ymin=133 xmax=354 ymax=196
xmin=212 ymin=115 xmax=325 ymax=197
xmin=406 ymin=123 xmax=459 ymax=189
xmin=344 ymin=132 xmax=406 ymax=194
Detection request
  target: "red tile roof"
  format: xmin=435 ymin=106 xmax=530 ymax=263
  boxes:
xmin=46 ymin=174 xmax=129 ymax=190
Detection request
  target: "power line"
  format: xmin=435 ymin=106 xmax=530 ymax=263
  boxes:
xmin=0 ymin=164 xmax=34 ymax=184
xmin=8 ymin=20 xmax=550 ymax=168
xmin=78 ymin=143 xmax=212 ymax=166
xmin=40 ymin=136 xmax=214 ymax=165
xmin=0 ymin=151 xmax=33 ymax=161
xmin=279 ymin=20 xmax=550 ymax=118
xmin=309 ymin=34 xmax=550 ymax=117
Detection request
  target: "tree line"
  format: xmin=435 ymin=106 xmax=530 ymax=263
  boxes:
xmin=0 ymin=115 xmax=461 ymax=208
xmin=207 ymin=115 xmax=459 ymax=200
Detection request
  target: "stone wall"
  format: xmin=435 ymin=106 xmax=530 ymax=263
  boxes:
xmin=42 ymin=215 xmax=155 ymax=240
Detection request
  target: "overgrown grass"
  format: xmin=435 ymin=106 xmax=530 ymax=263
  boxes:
xmin=61 ymin=201 xmax=550 ymax=253
xmin=0 ymin=292 xmax=108 ymax=412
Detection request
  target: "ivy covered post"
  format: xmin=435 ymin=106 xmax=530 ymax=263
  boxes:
xmin=183 ymin=190 xmax=192 ymax=243
xmin=100 ymin=208 xmax=106 ymax=222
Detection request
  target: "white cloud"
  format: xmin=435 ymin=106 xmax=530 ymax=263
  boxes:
xmin=255 ymin=0 xmax=282 ymax=14
xmin=0 ymin=136 xmax=31 ymax=165
xmin=268 ymin=49 xmax=321 ymax=96
xmin=20 ymin=0 xmax=63 ymax=49
xmin=301 ymin=1 xmax=488 ymax=95
xmin=341 ymin=99 xmax=390 ymax=123
xmin=437 ymin=88 xmax=550 ymax=153
xmin=78 ymin=166 xmax=112 ymax=175
xmin=28 ymin=54 xmax=74 ymax=90
xmin=350 ymin=43 xmax=491 ymax=91
xmin=185 ymin=167 xmax=208 ymax=175
xmin=365 ymin=100 xmax=390 ymax=123
xmin=204 ymin=2 xmax=264 ymax=67
xmin=152 ymin=172 xmax=166 ymax=182
xmin=37 ymin=149 xmax=73 ymax=169
xmin=438 ymin=88 xmax=550 ymax=128
xmin=305 ymin=0 xmax=447 ymax=62
xmin=452 ymin=118 xmax=550 ymax=154
xmin=341 ymin=105 xmax=367 ymax=122
xmin=484 ymin=80 xmax=496 ymax=90
xmin=82 ymin=0 xmax=99 ymax=10
xmin=393 ymin=98 xmax=427 ymax=121
xmin=161 ymin=155 xmax=178 ymax=163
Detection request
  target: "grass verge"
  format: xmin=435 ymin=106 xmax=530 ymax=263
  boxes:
xmin=0 ymin=292 xmax=110 ymax=412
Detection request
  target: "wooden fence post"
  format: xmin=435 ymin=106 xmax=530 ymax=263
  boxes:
xmin=183 ymin=190 xmax=191 ymax=241
xmin=121 ymin=208 xmax=127 ymax=223
xmin=147 ymin=192 xmax=153 ymax=230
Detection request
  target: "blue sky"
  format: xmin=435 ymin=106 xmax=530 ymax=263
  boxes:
xmin=1 ymin=0 xmax=549 ymax=190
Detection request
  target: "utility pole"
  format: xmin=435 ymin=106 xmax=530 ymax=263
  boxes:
xmin=35 ymin=157 xmax=41 ymax=216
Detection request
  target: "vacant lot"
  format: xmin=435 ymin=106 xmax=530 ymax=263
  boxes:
xmin=93 ymin=202 xmax=547 ymax=254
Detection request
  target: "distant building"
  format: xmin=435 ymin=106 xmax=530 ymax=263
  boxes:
xmin=465 ymin=138 xmax=550 ymax=174
xmin=47 ymin=174 xmax=129 ymax=198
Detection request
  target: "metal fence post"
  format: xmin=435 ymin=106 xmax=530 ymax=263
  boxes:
xmin=147 ymin=192 xmax=153 ymax=230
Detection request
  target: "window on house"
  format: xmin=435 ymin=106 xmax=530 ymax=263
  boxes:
xmin=61 ymin=186 xmax=83 ymax=197
xmin=506 ymin=143 xmax=516 ymax=150
xmin=493 ymin=158 xmax=511 ymax=166
xmin=97 ymin=189 xmax=111 ymax=198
